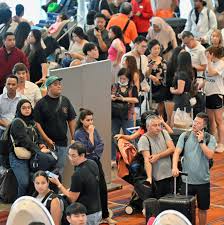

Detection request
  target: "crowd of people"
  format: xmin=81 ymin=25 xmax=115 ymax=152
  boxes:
xmin=0 ymin=0 xmax=224 ymax=225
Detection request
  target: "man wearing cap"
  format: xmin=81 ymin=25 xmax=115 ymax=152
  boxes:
xmin=34 ymin=76 xmax=77 ymax=176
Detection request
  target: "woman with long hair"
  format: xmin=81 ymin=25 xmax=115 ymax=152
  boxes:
xmin=170 ymin=51 xmax=194 ymax=126
xmin=204 ymin=46 xmax=224 ymax=152
xmin=209 ymin=29 xmax=224 ymax=57
xmin=74 ymin=109 xmax=116 ymax=224
xmin=108 ymin=25 xmax=126 ymax=82
xmin=62 ymin=27 xmax=89 ymax=67
xmin=25 ymin=29 xmax=48 ymax=84
xmin=9 ymin=99 xmax=49 ymax=198
xmin=33 ymin=171 xmax=62 ymax=225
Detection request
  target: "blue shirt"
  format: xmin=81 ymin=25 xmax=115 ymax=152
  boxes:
xmin=176 ymin=131 xmax=216 ymax=184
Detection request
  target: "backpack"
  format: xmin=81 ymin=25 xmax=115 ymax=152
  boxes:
xmin=182 ymin=131 xmax=213 ymax=169
xmin=41 ymin=191 xmax=69 ymax=225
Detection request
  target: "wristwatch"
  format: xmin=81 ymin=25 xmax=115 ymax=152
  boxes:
xmin=199 ymin=140 xmax=204 ymax=144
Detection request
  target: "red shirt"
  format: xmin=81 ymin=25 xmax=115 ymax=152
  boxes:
xmin=131 ymin=0 xmax=153 ymax=33
xmin=0 ymin=47 xmax=29 ymax=90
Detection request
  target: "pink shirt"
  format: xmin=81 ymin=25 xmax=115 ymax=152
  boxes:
xmin=108 ymin=38 xmax=126 ymax=62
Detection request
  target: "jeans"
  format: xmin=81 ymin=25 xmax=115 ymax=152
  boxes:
xmin=55 ymin=145 xmax=68 ymax=177
xmin=9 ymin=152 xmax=29 ymax=198
xmin=87 ymin=211 xmax=102 ymax=225
xmin=61 ymin=56 xmax=72 ymax=67
xmin=111 ymin=118 xmax=134 ymax=160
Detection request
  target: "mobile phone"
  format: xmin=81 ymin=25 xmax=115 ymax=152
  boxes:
xmin=148 ymin=60 xmax=155 ymax=66
xmin=95 ymin=27 xmax=99 ymax=31
xmin=46 ymin=171 xmax=59 ymax=179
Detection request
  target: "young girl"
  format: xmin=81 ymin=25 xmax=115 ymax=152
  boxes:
xmin=33 ymin=170 xmax=62 ymax=225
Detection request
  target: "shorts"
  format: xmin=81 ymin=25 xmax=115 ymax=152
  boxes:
xmin=206 ymin=94 xmax=223 ymax=109
xmin=181 ymin=183 xmax=210 ymax=210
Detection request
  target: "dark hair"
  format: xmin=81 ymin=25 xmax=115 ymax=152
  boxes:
xmin=125 ymin=56 xmax=139 ymax=83
xmin=141 ymin=110 xmax=158 ymax=131
xmin=69 ymin=141 xmax=86 ymax=156
xmin=71 ymin=26 xmax=87 ymax=40
xmin=0 ymin=8 xmax=12 ymax=24
xmin=148 ymin=39 xmax=160 ymax=51
xmin=33 ymin=170 xmax=49 ymax=182
xmin=82 ymin=42 xmax=97 ymax=55
xmin=109 ymin=25 xmax=124 ymax=43
xmin=12 ymin=63 xmax=28 ymax=75
xmin=66 ymin=202 xmax=87 ymax=216
xmin=134 ymin=35 xmax=147 ymax=44
xmin=182 ymin=31 xmax=194 ymax=39
xmin=117 ymin=68 xmax=128 ymax=78
xmin=76 ymin=109 xmax=94 ymax=130
xmin=177 ymin=51 xmax=193 ymax=77
xmin=206 ymin=46 xmax=223 ymax=59
xmin=6 ymin=75 xmax=18 ymax=83
xmin=15 ymin=22 xmax=31 ymax=49
xmin=3 ymin=32 xmax=14 ymax=40
xmin=86 ymin=10 xmax=97 ymax=25
xmin=15 ymin=4 xmax=24 ymax=16
xmin=196 ymin=112 xmax=209 ymax=125
xmin=59 ymin=13 xmax=68 ymax=21
xmin=166 ymin=46 xmax=184 ymax=86
xmin=120 ymin=2 xmax=132 ymax=15
xmin=94 ymin=13 xmax=106 ymax=21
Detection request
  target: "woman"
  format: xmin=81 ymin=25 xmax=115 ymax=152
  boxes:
xmin=147 ymin=39 xmax=168 ymax=117
xmin=15 ymin=21 xmax=31 ymax=51
xmin=205 ymin=46 xmax=224 ymax=153
xmin=209 ymin=29 xmax=224 ymax=57
xmin=170 ymin=51 xmax=193 ymax=126
xmin=25 ymin=29 xmax=48 ymax=84
xmin=74 ymin=109 xmax=116 ymax=225
xmin=108 ymin=25 xmax=126 ymax=82
xmin=111 ymin=68 xmax=139 ymax=161
xmin=33 ymin=171 xmax=62 ymax=225
xmin=9 ymin=99 xmax=49 ymax=198
xmin=165 ymin=46 xmax=184 ymax=126
xmin=146 ymin=17 xmax=177 ymax=60
xmin=62 ymin=27 xmax=89 ymax=67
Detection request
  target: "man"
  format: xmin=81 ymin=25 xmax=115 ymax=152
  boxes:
xmin=87 ymin=13 xmax=111 ymax=60
xmin=11 ymin=63 xmax=41 ymax=107
xmin=66 ymin=202 xmax=87 ymax=225
xmin=107 ymin=2 xmax=138 ymax=51
xmin=121 ymin=36 xmax=148 ymax=75
xmin=82 ymin=42 xmax=99 ymax=64
xmin=50 ymin=142 xmax=102 ymax=225
xmin=138 ymin=114 xmax=175 ymax=198
xmin=34 ymin=76 xmax=76 ymax=176
xmin=181 ymin=0 xmax=217 ymax=44
xmin=0 ymin=75 xmax=24 ymax=137
xmin=182 ymin=31 xmax=207 ymax=83
xmin=0 ymin=32 xmax=29 ymax=94
xmin=172 ymin=112 xmax=216 ymax=225
xmin=131 ymin=0 xmax=153 ymax=36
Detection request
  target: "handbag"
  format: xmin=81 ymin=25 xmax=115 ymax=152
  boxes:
xmin=10 ymin=135 xmax=31 ymax=160
xmin=174 ymin=108 xmax=193 ymax=129
xmin=30 ymin=148 xmax=58 ymax=172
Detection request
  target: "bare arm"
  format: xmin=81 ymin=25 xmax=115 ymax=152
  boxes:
xmin=193 ymin=64 xmax=206 ymax=72
xmin=41 ymin=63 xmax=48 ymax=80
xmin=115 ymin=129 xmax=141 ymax=141
xmin=170 ymin=80 xmax=185 ymax=95
xmin=172 ymin=147 xmax=181 ymax=177
xmin=0 ymin=119 xmax=10 ymax=128
xmin=142 ymin=150 xmax=152 ymax=183
xmin=68 ymin=119 xmax=76 ymax=142
xmin=207 ymin=61 xmax=220 ymax=76
xmin=50 ymin=198 xmax=62 ymax=225
xmin=199 ymin=142 xmax=214 ymax=159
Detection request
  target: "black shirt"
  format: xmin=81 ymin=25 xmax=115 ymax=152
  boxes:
xmin=70 ymin=160 xmax=101 ymax=215
xmin=29 ymin=49 xmax=47 ymax=83
xmin=173 ymin=71 xmax=192 ymax=92
xmin=34 ymin=95 xmax=76 ymax=146
xmin=87 ymin=28 xmax=111 ymax=60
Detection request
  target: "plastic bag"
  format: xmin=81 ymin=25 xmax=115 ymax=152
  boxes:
xmin=174 ymin=108 xmax=193 ymax=129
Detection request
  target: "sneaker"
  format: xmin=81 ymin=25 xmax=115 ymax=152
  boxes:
xmin=215 ymin=143 xmax=224 ymax=153
xmin=100 ymin=217 xmax=117 ymax=224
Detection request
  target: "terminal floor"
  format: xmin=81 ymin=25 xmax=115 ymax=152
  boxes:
xmin=1 ymin=152 xmax=224 ymax=225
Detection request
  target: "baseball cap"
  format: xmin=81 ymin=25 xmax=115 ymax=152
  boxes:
xmin=45 ymin=76 xmax=62 ymax=88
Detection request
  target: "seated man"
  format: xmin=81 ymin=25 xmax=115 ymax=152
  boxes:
xmin=50 ymin=142 xmax=102 ymax=225
xmin=138 ymin=114 xmax=175 ymax=198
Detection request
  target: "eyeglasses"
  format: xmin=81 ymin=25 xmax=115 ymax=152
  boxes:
xmin=67 ymin=153 xmax=79 ymax=159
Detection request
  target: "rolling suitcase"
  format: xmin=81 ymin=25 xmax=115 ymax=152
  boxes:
xmin=143 ymin=198 xmax=159 ymax=224
xmin=159 ymin=173 xmax=196 ymax=225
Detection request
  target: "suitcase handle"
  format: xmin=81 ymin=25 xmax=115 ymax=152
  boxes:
xmin=174 ymin=172 xmax=188 ymax=196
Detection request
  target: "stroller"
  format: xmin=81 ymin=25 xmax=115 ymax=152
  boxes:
xmin=115 ymin=138 xmax=156 ymax=215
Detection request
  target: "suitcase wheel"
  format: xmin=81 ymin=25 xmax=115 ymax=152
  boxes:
xmin=125 ymin=205 xmax=134 ymax=215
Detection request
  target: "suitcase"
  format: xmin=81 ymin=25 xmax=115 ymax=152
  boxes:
xmin=158 ymin=173 xmax=196 ymax=225
xmin=143 ymin=198 xmax=159 ymax=224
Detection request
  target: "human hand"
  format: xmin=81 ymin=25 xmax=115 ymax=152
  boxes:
xmin=88 ymin=125 xmax=95 ymax=134
xmin=149 ymin=154 xmax=160 ymax=163
xmin=158 ymin=115 xmax=165 ymax=124
xmin=206 ymin=51 xmax=213 ymax=62
xmin=45 ymin=138 xmax=55 ymax=149
xmin=114 ymin=134 xmax=124 ymax=140
xmin=49 ymin=177 xmax=60 ymax=186
xmin=135 ymin=11 xmax=141 ymax=16
xmin=172 ymin=167 xmax=179 ymax=177
xmin=146 ymin=177 xmax=152 ymax=184
xmin=94 ymin=29 xmax=102 ymax=39
xmin=196 ymin=130 xmax=204 ymax=143
xmin=40 ymin=148 xmax=50 ymax=153
xmin=35 ymin=77 xmax=46 ymax=85
xmin=170 ymin=87 xmax=175 ymax=94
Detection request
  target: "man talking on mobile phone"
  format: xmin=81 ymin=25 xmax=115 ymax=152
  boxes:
xmin=172 ymin=112 xmax=216 ymax=225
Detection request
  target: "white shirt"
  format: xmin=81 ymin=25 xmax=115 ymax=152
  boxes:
xmin=184 ymin=7 xmax=217 ymax=41
xmin=0 ymin=92 xmax=25 ymax=130
xmin=204 ymin=60 xmax=224 ymax=96
xmin=185 ymin=42 xmax=207 ymax=78
xmin=3 ymin=81 xmax=42 ymax=107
